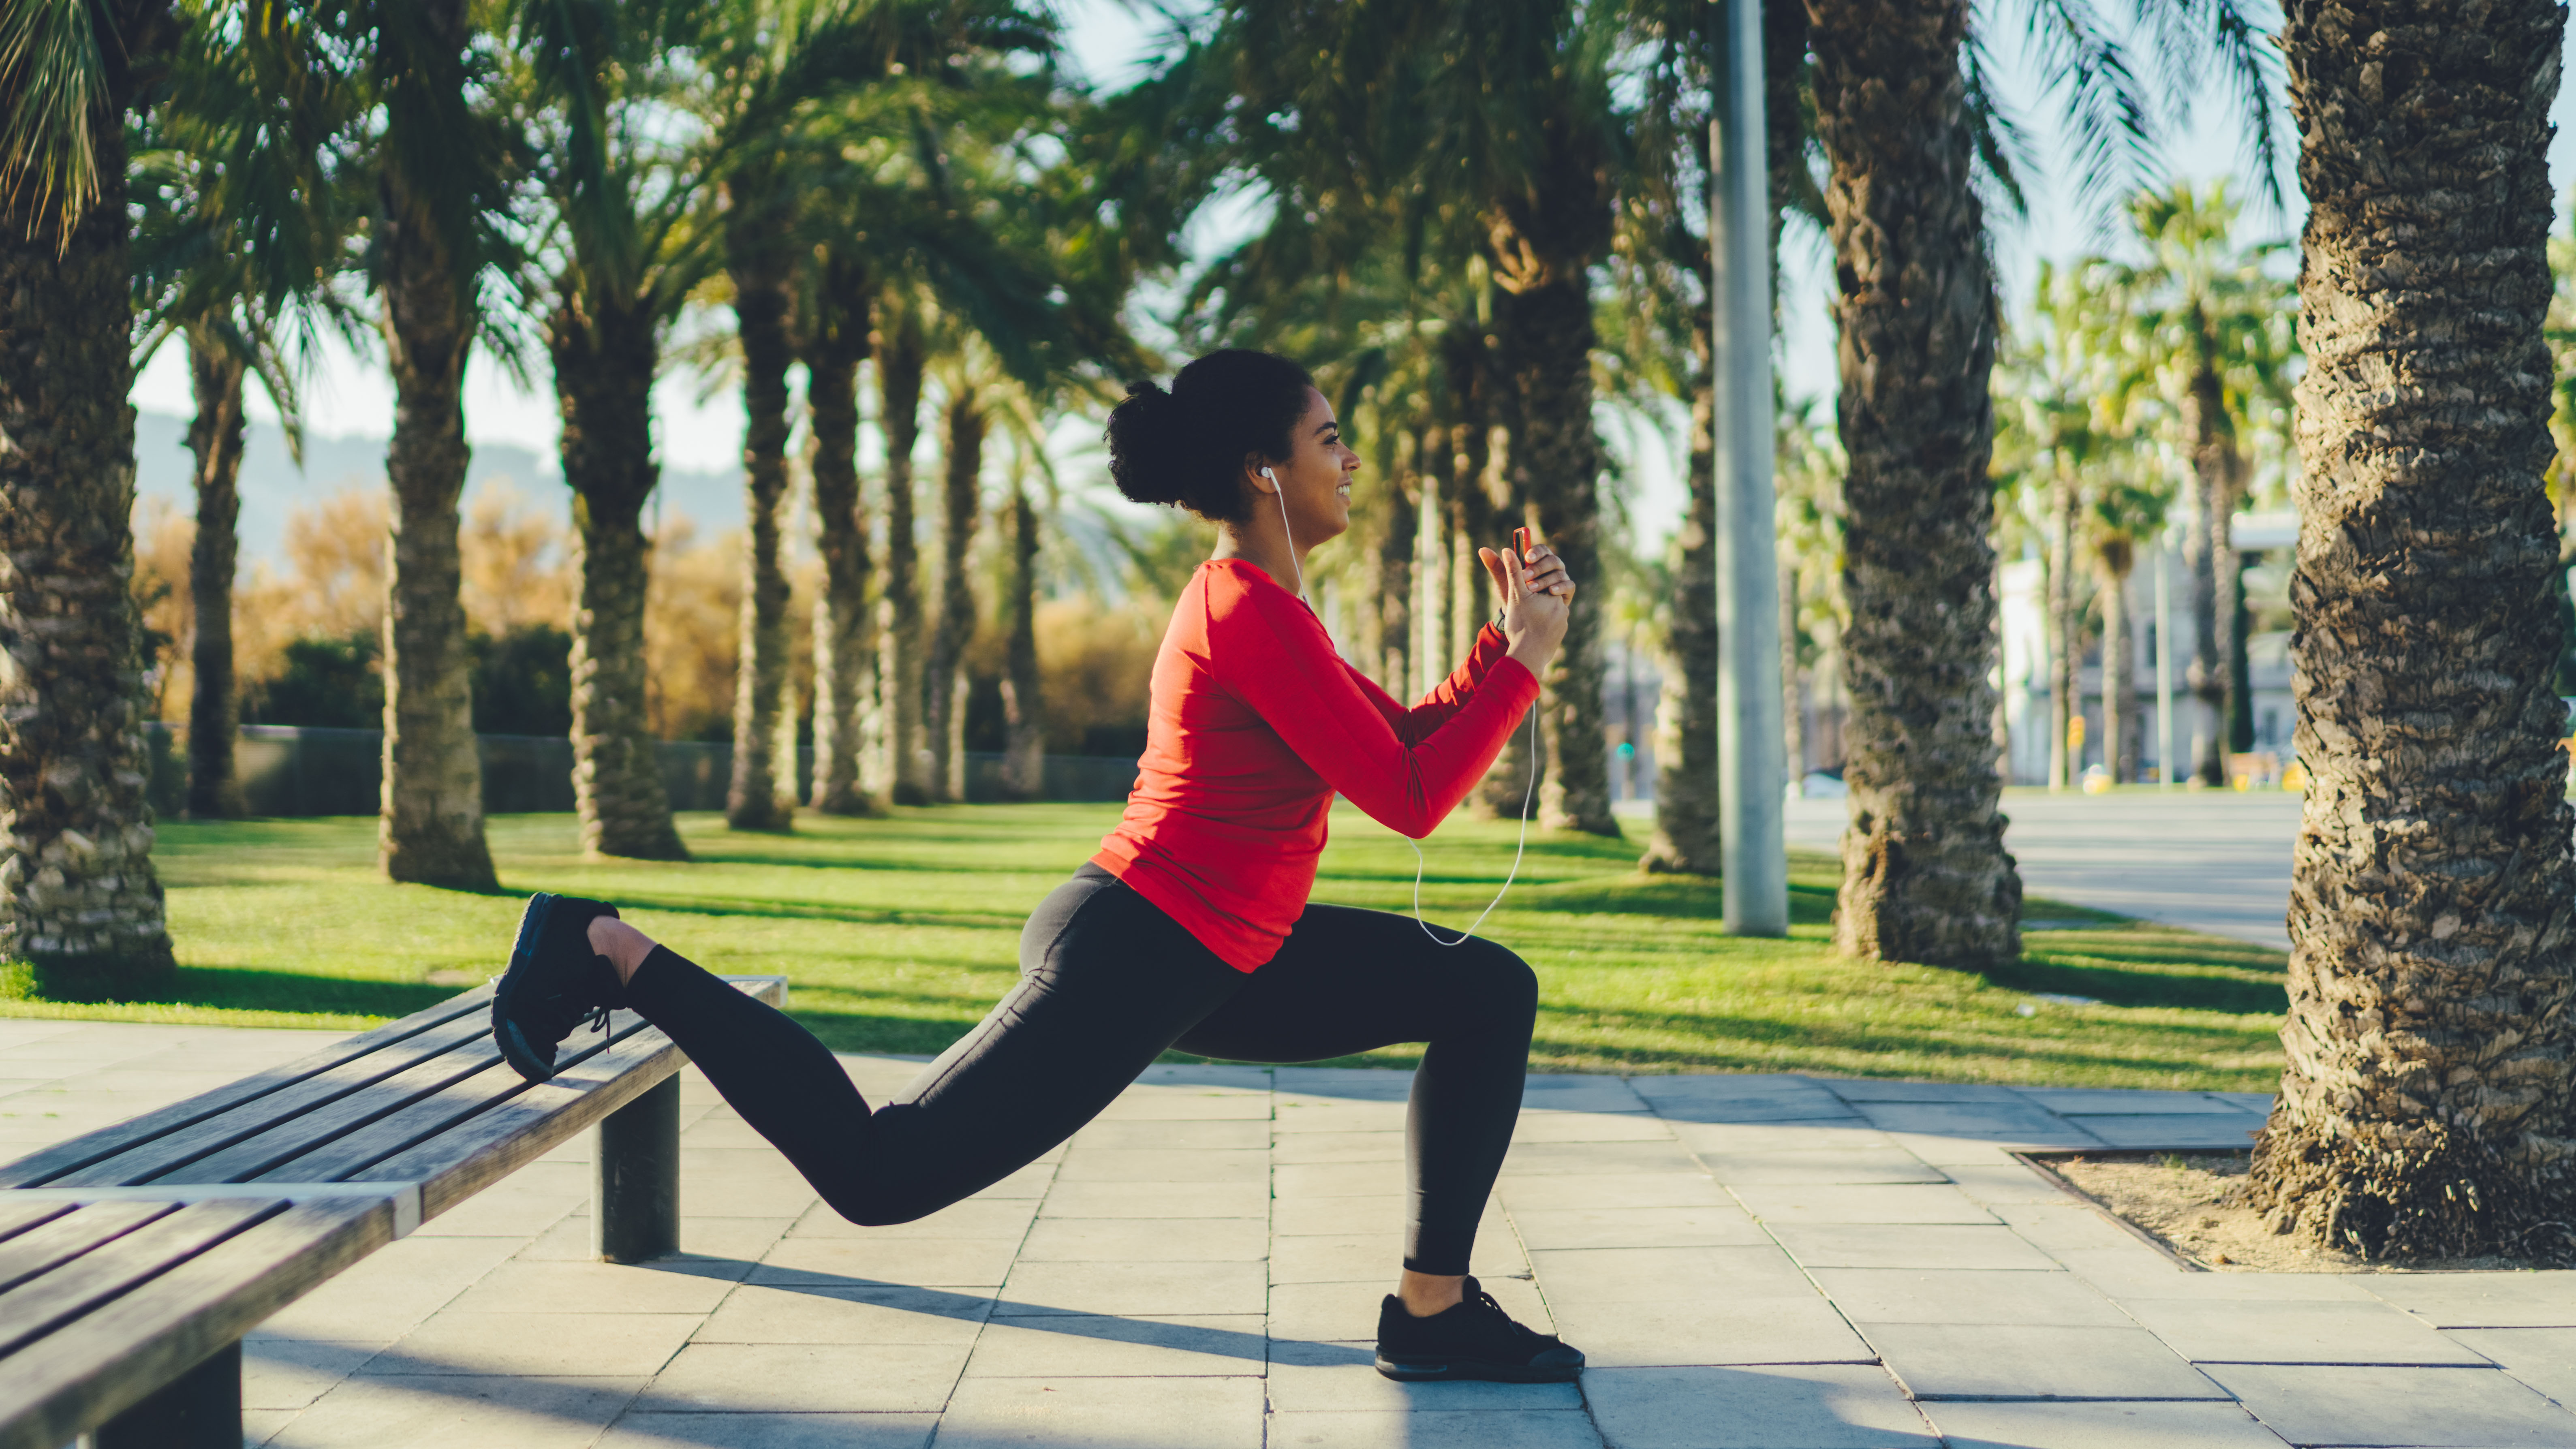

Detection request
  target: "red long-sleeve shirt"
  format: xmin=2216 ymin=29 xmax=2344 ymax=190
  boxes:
xmin=1092 ymin=558 xmax=1541 ymax=970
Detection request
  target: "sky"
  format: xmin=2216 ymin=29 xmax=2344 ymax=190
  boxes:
xmin=128 ymin=3 xmax=2576 ymax=554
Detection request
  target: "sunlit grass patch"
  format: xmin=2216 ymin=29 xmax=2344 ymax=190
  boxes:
xmin=15 ymin=802 xmax=2288 ymax=1088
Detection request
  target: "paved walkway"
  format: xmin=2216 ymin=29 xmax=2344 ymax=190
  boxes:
xmin=6 ymin=1020 xmax=2573 ymax=1448
xmin=1787 ymin=792 xmax=2303 ymax=951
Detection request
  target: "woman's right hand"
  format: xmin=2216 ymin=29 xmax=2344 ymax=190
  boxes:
xmin=1480 ymin=541 xmax=1573 ymax=675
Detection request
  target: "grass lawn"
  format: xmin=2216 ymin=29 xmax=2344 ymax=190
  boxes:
xmin=0 ymin=804 xmax=2290 ymax=1089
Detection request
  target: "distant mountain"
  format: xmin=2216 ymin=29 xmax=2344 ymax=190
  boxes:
xmin=134 ymin=411 xmax=746 ymax=561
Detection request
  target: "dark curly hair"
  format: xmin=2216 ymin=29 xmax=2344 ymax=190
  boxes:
xmin=1103 ymin=350 xmax=1317 ymax=524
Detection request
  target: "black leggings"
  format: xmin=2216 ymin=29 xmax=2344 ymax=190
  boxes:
xmin=624 ymin=863 xmax=1537 ymax=1274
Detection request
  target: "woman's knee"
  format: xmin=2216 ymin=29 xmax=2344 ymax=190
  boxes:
xmin=1467 ymin=943 xmax=1539 ymax=1026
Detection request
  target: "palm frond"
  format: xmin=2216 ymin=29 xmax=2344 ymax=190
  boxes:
xmin=1 ymin=0 xmax=112 ymax=241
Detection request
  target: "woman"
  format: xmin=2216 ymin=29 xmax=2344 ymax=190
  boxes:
xmin=490 ymin=349 xmax=1583 ymax=1382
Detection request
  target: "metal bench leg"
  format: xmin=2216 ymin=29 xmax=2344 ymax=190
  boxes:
xmin=596 ymin=1074 xmax=681 ymax=1263
xmin=88 ymin=1340 xmax=239 ymax=1449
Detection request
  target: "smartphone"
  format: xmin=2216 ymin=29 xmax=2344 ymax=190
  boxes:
xmin=1512 ymin=526 xmax=1533 ymax=560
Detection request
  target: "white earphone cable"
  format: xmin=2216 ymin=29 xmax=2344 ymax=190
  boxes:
xmin=1267 ymin=462 xmax=1530 ymax=947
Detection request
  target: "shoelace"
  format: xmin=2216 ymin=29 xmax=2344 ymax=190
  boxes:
xmin=1462 ymin=1286 xmax=1552 ymax=1349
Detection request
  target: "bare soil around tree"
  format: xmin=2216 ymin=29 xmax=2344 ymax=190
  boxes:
xmin=2043 ymin=1151 xmax=2565 ymax=1273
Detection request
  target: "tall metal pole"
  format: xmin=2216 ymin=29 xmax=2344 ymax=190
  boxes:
xmin=2155 ymin=545 xmax=2176 ymax=790
xmin=1714 ymin=0 xmax=1787 ymax=936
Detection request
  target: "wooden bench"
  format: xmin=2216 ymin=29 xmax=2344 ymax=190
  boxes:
xmin=0 ymin=974 xmax=783 ymax=1449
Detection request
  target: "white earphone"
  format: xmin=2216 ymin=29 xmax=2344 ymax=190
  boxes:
xmin=1261 ymin=466 xmax=1306 ymax=602
xmin=1256 ymin=460 xmax=1534 ymax=947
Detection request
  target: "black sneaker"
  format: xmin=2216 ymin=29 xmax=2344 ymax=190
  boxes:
xmin=491 ymin=893 xmax=625 ymax=1083
xmin=1374 ymin=1276 xmax=1584 ymax=1383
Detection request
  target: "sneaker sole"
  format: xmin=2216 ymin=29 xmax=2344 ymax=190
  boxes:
xmin=491 ymin=893 xmax=567 ymax=1084
xmin=1373 ymin=1354 xmax=1583 ymax=1383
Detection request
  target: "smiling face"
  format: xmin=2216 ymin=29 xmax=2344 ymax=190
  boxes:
xmin=1248 ymin=387 xmax=1359 ymax=548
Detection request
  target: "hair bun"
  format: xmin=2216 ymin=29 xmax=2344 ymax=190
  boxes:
xmin=1106 ymin=379 xmax=1188 ymax=507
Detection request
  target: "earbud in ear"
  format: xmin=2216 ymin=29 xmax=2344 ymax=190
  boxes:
xmin=1260 ymin=467 xmax=1276 ymax=481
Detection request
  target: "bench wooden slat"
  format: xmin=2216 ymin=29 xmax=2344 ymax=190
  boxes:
xmin=0 ymin=1197 xmax=388 ymax=1449
xmin=0 ymin=1199 xmax=282 ymax=1359
xmin=49 ymin=1013 xmax=498 ymax=1189
xmin=368 ymin=1014 xmax=686 ymax=1221
xmin=0 ymin=1199 xmax=73 ymax=1246
xmin=0 ymin=987 xmax=494 ymax=1189
xmin=162 ymin=1036 xmax=507 ymax=1185
xmin=249 ymin=1008 xmax=651 ymax=1186
xmin=0 ymin=1202 xmax=177 ymax=1297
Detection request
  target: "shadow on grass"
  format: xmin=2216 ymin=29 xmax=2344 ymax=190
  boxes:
xmin=147 ymin=966 xmax=465 ymax=1021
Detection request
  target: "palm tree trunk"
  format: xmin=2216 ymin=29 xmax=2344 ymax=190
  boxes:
xmin=2048 ymin=475 xmax=2074 ymax=790
xmin=1000 ymin=477 xmax=1043 ymax=800
xmin=2097 ymin=547 xmax=2131 ymax=784
xmin=877 ymin=307 xmax=928 ymax=806
xmin=378 ymin=109 xmax=496 ymax=890
xmin=726 ymin=223 xmax=794 ymax=831
xmin=1781 ymin=540 xmax=1805 ymax=781
xmin=805 ymin=256 xmax=876 ymax=816
xmin=924 ymin=386 xmax=985 ymax=802
xmin=1373 ymin=468 xmax=1413 ymax=700
xmin=1413 ymin=466 xmax=1447 ymax=700
xmin=555 ymin=293 xmax=687 ymax=861
xmin=1807 ymin=0 xmax=2021 ymax=969
xmin=2245 ymin=0 xmax=2576 ymax=1260
xmin=2182 ymin=361 xmax=2234 ymax=785
xmin=1645 ymin=325 xmax=1721 ymax=874
xmin=0 ymin=115 xmax=177 ymax=999
xmin=1497 ymin=277 xmax=1619 ymax=837
xmin=184 ymin=329 xmax=248 ymax=819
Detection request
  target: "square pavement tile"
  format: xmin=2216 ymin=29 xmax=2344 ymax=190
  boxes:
xmin=1278 ymin=1161 xmax=1410 ymax=1198
xmin=250 ymin=1234 xmax=524 ymax=1345
xmin=1016 ymin=1216 xmax=1268 ymax=1262
xmin=1692 ymin=1148 xmax=1952 ymax=1186
xmin=933 ymin=1373 xmax=1266 ymax=1448
xmin=2119 ymin=1297 xmax=2488 ymax=1366
xmin=1733 ymin=1186 xmax=2000 ymax=1227
xmin=1867 ymin=1323 xmax=2226 ymax=1400
xmin=363 ymin=1313 xmax=700 ymax=1378
xmin=1266 ymin=1340 xmax=1581 ymax=1411
xmin=243 ymin=1340 xmax=378 ymax=1411
xmin=1270 ymin=1105 xmax=1411 ymax=1134
xmin=2366 ymin=1273 xmax=2576 ymax=1328
xmin=1038 ymin=1181 xmax=1270 ymax=1219
xmin=1584 ymin=1364 xmax=1939 ymax=1448
xmin=1668 ymin=1121 xmax=1896 ymax=1154
xmin=994 ymin=1259 xmax=1270 ymax=1316
xmin=2446 ymin=1330 xmax=2576 ymax=1409
xmin=1547 ymin=1295 xmax=1876 ymax=1368
xmin=689 ymin=1282 xmax=994 ymax=1344
xmin=2207 ymin=1364 xmax=2576 ymax=1447
xmin=1266 ymin=1409 xmax=1603 ymax=1448
xmin=1069 ymin=1118 xmax=1272 ymax=1150
xmin=750 ymin=1235 xmax=1022 ymax=1287
xmin=967 ymin=1161 xmax=1058 ymax=1198
xmin=1273 ymin=1195 xmax=1406 ymax=1236
xmin=964 ymin=1313 xmax=1269 ymax=1378
xmin=443 ymin=1259 xmax=742 ymax=1316
xmin=1271 ymin=1231 xmax=1526 ymax=1285
xmin=1943 ymin=1161 xmax=2087 ymax=1205
xmin=1526 ymin=1245 xmax=1813 ymax=1304
xmin=599 ymin=1412 xmax=938 ymax=1448
xmin=2013 ymin=1088 xmax=2255 ymax=1116
xmin=2077 ymin=1116 xmax=2266 ymax=1150
xmin=1509 ymin=1205 xmax=1771 ymax=1251
xmin=1926 ymin=1400 xmax=2293 ymax=1448
xmin=1512 ymin=1111 xmax=1677 ymax=1143
xmin=1272 ymin=1131 xmax=1410 ymax=1165
xmin=267 ymin=1374 xmax=645 ymax=1449
xmin=1821 ymin=1082 xmax=2025 ymax=1104
xmin=1521 ymin=1077 xmax=1652 ymax=1113
xmin=1053 ymin=1147 xmax=1270 ymax=1183
xmin=1852 ymin=1103 xmax=2103 ymax=1143
xmin=633 ymin=1342 xmax=970 ymax=1413
xmin=1813 ymin=1268 xmax=2131 ymax=1327
xmin=1092 ymin=1090 xmax=1274 ymax=1121
xmin=1502 ymin=1141 xmax=1708 ymax=1176
xmin=1498 ymin=1172 xmax=1727 ymax=1212
xmin=1277 ymin=1067 xmax=1413 ymax=1096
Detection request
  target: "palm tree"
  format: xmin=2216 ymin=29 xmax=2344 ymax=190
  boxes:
xmin=370 ymin=0 xmax=510 ymax=889
xmin=0 ymin=0 xmax=182 ymax=997
xmin=2240 ymin=0 xmax=2576 ymax=1263
xmin=924 ymin=365 xmax=987 ymax=801
xmin=2095 ymin=182 xmax=2294 ymax=786
xmin=798 ymin=242 xmax=879 ymax=815
xmin=875 ymin=297 xmax=930 ymax=804
xmin=131 ymin=7 xmax=346 ymax=822
xmin=724 ymin=165 xmax=798 ymax=831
